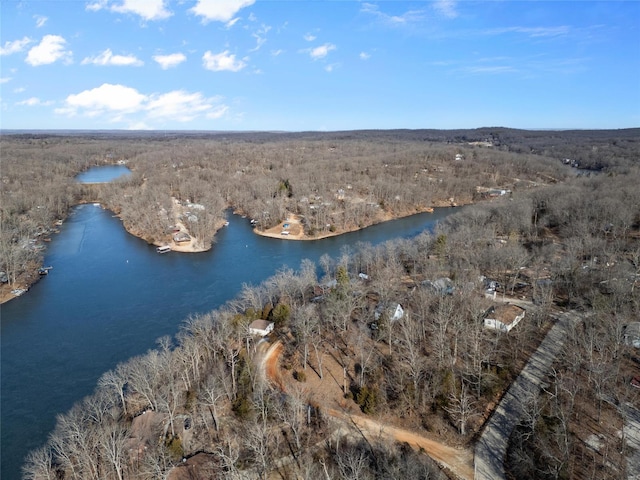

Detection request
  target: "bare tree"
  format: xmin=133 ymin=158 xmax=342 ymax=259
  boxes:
xmin=98 ymin=362 xmax=130 ymax=416
xmin=444 ymin=379 xmax=477 ymax=436
xmin=98 ymin=421 xmax=129 ymax=480
xmin=22 ymin=445 xmax=56 ymax=480
xmin=276 ymin=381 xmax=309 ymax=451
xmin=243 ymin=415 xmax=276 ymax=479
xmin=292 ymin=303 xmax=318 ymax=371
xmin=49 ymin=406 xmax=100 ymax=480
xmin=396 ymin=310 xmax=428 ymax=410
xmin=157 ymin=374 xmax=184 ymax=439
xmin=333 ymin=441 xmax=371 ymax=480
xmin=199 ymin=372 xmax=226 ymax=433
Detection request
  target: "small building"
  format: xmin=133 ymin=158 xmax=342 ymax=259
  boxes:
xmin=375 ymin=303 xmax=404 ymax=323
xmin=484 ymin=304 xmax=525 ymax=333
xmin=173 ymin=232 xmax=191 ymax=243
xmin=423 ymin=277 xmax=455 ymax=296
xmin=249 ymin=320 xmax=275 ymax=337
xmin=623 ymin=322 xmax=640 ymax=349
xmin=311 ymin=279 xmax=338 ymax=301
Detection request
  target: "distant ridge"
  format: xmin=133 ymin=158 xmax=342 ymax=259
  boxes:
xmin=1 ymin=128 xmax=638 ymax=149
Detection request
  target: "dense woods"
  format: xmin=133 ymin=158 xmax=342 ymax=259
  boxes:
xmin=3 ymin=129 xmax=640 ymax=479
xmin=1 ymin=128 xmax=578 ymax=297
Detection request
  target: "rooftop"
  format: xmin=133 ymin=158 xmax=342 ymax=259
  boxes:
xmin=486 ymin=304 xmax=525 ymax=325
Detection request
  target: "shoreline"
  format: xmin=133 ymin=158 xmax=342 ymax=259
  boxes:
xmin=252 ymin=205 xmax=445 ymax=241
xmin=0 ymin=200 xmax=465 ymax=305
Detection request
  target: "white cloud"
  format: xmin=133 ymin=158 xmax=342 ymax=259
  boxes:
xmin=250 ymin=24 xmax=271 ymax=52
xmin=325 ymin=63 xmax=339 ymax=72
xmin=202 ymin=50 xmax=246 ymax=72
xmin=190 ymin=0 xmax=255 ymax=24
xmin=81 ymin=49 xmax=143 ymax=66
xmin=0 ymin=77 xmax=12 ymax=84
xmin=146 ymin=90 xmax=220 ymax=121
xmin=14 ymin=86 xmax=26 ymax=93
xmin=206 ymin=105 xmax=229 ymax=119
xmin=56 ymin=83 xmax=229 ymax=125
xmin=359 ymin=52 xmax=371 ymax=60
xmin=225 ymin=17 xmax=241 ymax=28
xmin=34 ymin=15 xmax=48 ymax=28
xmin=304 ymin=33 xmax=316 ymax=42
xmin=463 ymin=65 xmax=517 ymax=75
xmin=309 ymin=43 xmax=336 ymax=60
xmin=271 ymin=49 xmax=284 ymax=56
xmin=17 ymin=97 xmax=54 ymax=106
xmin=485 ymin=26 xmax=570 ymax=38
xmin=153 ymin=53 xmax=186 ymax=69
xmin=58 ymin=84 xmax=146 ymax=116
xmin=26 ymin=35 xmax=72 ymax=66
xmin=87 ymin=0 xmax=171 ymax=21
xmin=433 ymin=0 xmax=458 ymax=19
xmin=86 ymin=0 xmax=107 ymax=12
xmin=1 ymin=37 xmax=32 ymax=56
xmin=361 ymin=3 xmax=426 ymax=26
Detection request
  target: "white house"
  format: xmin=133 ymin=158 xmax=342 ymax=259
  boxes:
xmin=249 ymin=320 xmax=275 ymax=337
xmin=484 ymin=304 xmax=525 ymax=333
xmin=375 ymin=303 xmax=404 ymax=323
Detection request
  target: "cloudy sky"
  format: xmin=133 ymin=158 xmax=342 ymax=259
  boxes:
xmin=1 ymin=0 xmax=638 ymax=131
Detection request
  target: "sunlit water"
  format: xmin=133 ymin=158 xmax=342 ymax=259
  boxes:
xmin=75 ymin=165 xmax=132 ymax=183
xmin=0 ymin=203 xmax=457 ymax=479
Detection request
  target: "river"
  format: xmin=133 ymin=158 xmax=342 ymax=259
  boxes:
xmin=0 ymin=202 xmax=457 ymax=479
xmin=75 ymin=164 xmax=132 ymax=183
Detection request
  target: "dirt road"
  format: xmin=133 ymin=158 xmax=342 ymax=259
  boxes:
xmin=262 ymin=339 xmax=474 ymax=480
xmin=328 ymin=407 xmax=474 ymax=480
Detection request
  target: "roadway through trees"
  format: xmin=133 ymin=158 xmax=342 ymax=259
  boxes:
xmin=261 ymin=309 xmax=590 ymax=480
xmin=473 ymin=310 xmax=580 ymax=480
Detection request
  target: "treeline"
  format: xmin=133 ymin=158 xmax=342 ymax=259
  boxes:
xmin=0 ymin=136 xmax=165 ymax=290
xmin=2 ymin=130 xmax=574 ymax=292
xmin=22 ymin=152 xmax=640 ymax=478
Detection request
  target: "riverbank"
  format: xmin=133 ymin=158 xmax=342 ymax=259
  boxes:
xmin=152 ymin=218 xmax=229 ymax=253
xmin=0 ymin=203 xmax=222 ymax=305
xmin=253 ymin=202 xmax=459 ymax=241
xmin=0 ymin=201 xmax=463 ymax=305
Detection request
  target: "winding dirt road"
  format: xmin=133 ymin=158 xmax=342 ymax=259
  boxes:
xmin=261 ymin=339 xmax=474 ymax=480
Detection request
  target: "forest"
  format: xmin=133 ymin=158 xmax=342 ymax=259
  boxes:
xmin=1 ymin=127 xmax=582 ymax=296
xmin=2 ymin=128 xmax=639 ymax=479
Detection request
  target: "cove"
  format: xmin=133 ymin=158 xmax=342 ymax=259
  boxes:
xmin=0 ymin=204 xmax=457 ymax=479
xmin=75 ymin=165 xmax=132 ymax=183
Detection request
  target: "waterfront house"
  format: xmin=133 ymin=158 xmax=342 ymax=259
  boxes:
xmin=173 ymin=232 xmax=191 ymax=243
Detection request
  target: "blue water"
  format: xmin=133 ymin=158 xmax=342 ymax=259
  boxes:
xmin=0 ymin=204 xmax=456 ymax=479
xmin=75 ymin=165 xmax=132 ymax=183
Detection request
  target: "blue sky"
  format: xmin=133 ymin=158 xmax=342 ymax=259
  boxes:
xmin=1 ymin=0 xmax=638 ymax=131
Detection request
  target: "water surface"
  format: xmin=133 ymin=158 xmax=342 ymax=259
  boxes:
xmin=75 ymin=165 xmax=132 ymax=183
xmin=0 ymin=204 xmax=457 ymax=479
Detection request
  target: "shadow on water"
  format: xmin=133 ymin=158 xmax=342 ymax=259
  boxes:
xmin=0 ymin=203 xmax=458 ymax=479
